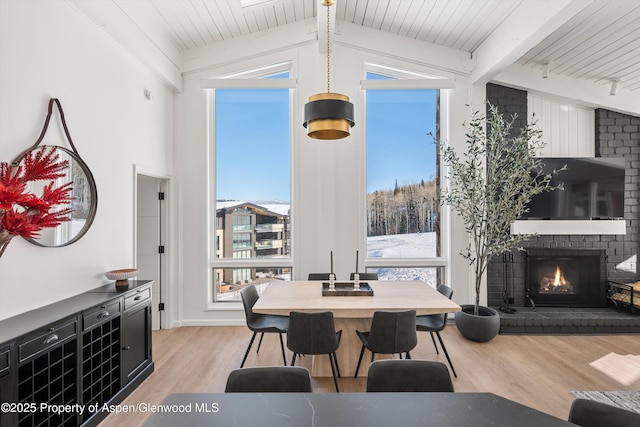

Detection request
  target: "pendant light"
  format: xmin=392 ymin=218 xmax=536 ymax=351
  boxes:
xmin=303 ymin=0 xmax=355 ymax=139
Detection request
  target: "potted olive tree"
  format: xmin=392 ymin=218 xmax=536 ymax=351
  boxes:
xmin=441 ymin=104 xmax=563 ymax=342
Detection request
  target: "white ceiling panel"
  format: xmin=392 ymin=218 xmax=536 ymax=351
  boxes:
xmin=70 ymin=0 xmax=640 ymax=93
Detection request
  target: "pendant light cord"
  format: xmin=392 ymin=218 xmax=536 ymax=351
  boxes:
xmin=326 ymin=3 xmax=331 ymax=93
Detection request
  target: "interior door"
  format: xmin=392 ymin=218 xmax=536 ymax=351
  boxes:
xmin=136 ymin=174 xmax=164 ymax=330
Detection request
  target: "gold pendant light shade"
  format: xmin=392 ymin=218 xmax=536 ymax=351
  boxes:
xmin=303 ymin=92 xmax=355 ymax=140
xmin=302 ymin=0 xmax=355 ymax=140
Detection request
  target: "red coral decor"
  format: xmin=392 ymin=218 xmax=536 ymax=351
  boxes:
xmin=0 ymin=146 xmax=73 ymax=257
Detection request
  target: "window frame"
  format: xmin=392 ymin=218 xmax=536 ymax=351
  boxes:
xmin=203 ymin=63 xmax=295 ymax=303
xmin=361 ymin=64 xmax=452 ymax=280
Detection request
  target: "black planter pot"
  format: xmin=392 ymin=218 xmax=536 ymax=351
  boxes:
xmin=454 ymin=305 xmax=500 ymax=342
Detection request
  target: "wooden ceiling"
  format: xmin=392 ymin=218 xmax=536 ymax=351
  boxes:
xmin=70 ymin=0 xmax=640 ymax=93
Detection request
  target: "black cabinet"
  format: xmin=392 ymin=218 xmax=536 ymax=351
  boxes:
xmin=0 ymin=281 xmax=154 ymax=427
xmin=15 ymin=318 xmax=79 ymax=427
xmin=0 ymin=345 xmax=13 ymax=427
xmin=80 ymin=299 xmax=121 ymax=424
xmin=122 ymin=287 xmax=151 ymax=386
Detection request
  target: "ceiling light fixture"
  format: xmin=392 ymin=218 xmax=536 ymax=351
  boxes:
xmin=610 ymin=78 xmax=622 ymax=95
xmin=542 ymin=61 xmax=552 ymax=79
xmin=303 ymin=0 xmax=354 ymax=140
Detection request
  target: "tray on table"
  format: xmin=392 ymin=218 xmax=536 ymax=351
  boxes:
xmin=322 ymin=282 xmax=374 ymax=296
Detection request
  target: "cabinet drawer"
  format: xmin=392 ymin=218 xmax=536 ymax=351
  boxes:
xmin=18 ymin=320 xmax=77 ymax=362
xmin=125 ymin=287 xmax=151 ymax=310
xmin=83 ymin=300 xmax=121 ymax=331
xmin=0 ymin=347 xmax=9 ymax=376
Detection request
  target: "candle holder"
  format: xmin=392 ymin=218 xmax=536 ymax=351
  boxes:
xmin=329 ymin=273 xmax=336 ymax=291
xmin=353 ymin=273 xmax=360 ymax=290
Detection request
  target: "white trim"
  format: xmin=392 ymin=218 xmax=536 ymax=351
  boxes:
xmin=200 ymin=78 xmax=297 ymax=89
xmin=512 ymin=220 xmax=626 ymax=235
xmin=361 ymin=78 xmax=456 ymax=90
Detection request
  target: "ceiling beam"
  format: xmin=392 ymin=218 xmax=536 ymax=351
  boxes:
xmin=471 ymin=0 xmax=593 ymax=85
xmin=316 ymin=0 xmax=337 ymax=53
xmin=67 ymin=0 xmax=181 ymax=91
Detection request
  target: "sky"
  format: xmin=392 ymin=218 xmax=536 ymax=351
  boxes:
xmin=215 ymin=73 xmax=438 ymax=202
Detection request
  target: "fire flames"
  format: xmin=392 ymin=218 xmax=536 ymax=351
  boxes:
xmin=540 ymin=266 xmax=574 ymax=293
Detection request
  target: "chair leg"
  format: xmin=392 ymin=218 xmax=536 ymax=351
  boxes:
xmin=354 ymin=345 xmax=366 ymax=378
xmin=332 ymin=352 xmax=341 ymax=377
xmin=436 ymin=331 xmax=457 ymax=378
xmin=256 ymin=332 xmax=265 ymax=353
xmin=240 ymin=331 xmax=257 ymax=368
xmin=278 ymin=333 xmax=287 ymax=366
xmin=291 ymin=353 xmax=297 ymax=366
xmin=430 ymin=331 xmax=440 ymax=354
xmin=328 ymin=354 xmax=340 ymax=392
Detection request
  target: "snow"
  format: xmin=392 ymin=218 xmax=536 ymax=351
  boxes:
xmin=367 ymin=232 xmax=437 ymax=258
xmin=367 ymin=232 xmax=439 ymax=286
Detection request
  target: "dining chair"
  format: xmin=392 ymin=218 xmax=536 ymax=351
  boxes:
xmin=239 ymin=285 xmax=289 ymax=368
xmin=568 ymin=398 xmax=640 ymax=427
xmin=350 ymin=272 xmax=378 ymax=280
xmin=308 ymin=273 xmax=331 ymax=280
xmin=415 ymin=284 xmax=457 ymax=377
xmin=225 ymin=366 xmax=312 ymax=392
xmin=354 ymin=310 xmax=417 ymax=378
xmin=366 ymin=359 xmax=454 ymax=392
xmin=287 ymin=311 xmax=342 ymax=392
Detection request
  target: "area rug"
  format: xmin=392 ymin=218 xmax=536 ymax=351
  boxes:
xmin=571 ymin=391 xmax=640 ymax=414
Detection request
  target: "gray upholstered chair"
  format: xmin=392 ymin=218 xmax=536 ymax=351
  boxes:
xmin=287 ymin=311 xmax=342 ymax=392
xmin=308 ymin=273 xmax=331 ymax=280
xmin=366 ymin=359 xmax=454 ymax=392
xmin=354 ymin=310 xmax=417 ymax=378
xmin=239 ymin=285 xmax=289 ymax=368
xmin=225 ymin=366 xmax=312 ymax=392
xmin=415 ymin=284 xmax=457 ymax=377
xmin=350 ymin=272 xmax=379 ymax=280
xmin=568 ymin=398 xmax=640 ymax=427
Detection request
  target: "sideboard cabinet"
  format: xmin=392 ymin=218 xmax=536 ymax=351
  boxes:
xmin=0 ymin=281 xmax=154 ymax=427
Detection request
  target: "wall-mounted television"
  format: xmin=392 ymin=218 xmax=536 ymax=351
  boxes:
xmin=522 ymin=157 xmax=625 ymax=220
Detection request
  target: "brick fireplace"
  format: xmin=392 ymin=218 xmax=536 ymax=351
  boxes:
xmin=483 ymin=85 xmax=640 ymax=333
xmin=486 ymin=84 xmax=640 ymax=311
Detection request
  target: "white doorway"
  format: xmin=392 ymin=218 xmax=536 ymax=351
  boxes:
xmin=136 ymin=173 xmax=169 ymax=330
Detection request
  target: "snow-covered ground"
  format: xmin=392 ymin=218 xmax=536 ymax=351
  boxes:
xmin=367 ymin=232 xmax=438 ymax=285
xmin=367 ymin=232 xmax=436 ymax=258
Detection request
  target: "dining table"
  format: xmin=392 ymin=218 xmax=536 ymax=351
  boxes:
xmin=252 ymin=280 xmax=461 ymax=377
xmin=141 ymin=392 xmax=575 ymax=427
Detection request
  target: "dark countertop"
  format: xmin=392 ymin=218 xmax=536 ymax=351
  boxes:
xmin=0 ymin=280 xmax=152 ymax=344
xmin=142 ymin=392 xmax=574 ymax=427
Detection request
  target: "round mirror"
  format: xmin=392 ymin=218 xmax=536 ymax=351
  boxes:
xmin=16 ymin=145 xmax=98 ymax=247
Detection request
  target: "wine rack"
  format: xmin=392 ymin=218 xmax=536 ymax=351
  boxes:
xmin=81 ymin=317 xmax=121 ymax=421
xmin=17 ymin=339 xmax=78 ymax=427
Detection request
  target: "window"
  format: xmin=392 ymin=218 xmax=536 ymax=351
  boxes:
xmin=209 ymin=67 xmax=293 ymax=302
xmin=364 ymin=68 xmax=445 ymax=285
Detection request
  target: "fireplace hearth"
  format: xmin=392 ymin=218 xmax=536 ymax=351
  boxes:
xmin=526 ymin=248 xmax=607 ymax=308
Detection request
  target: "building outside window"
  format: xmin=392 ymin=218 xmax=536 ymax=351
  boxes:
xmin=210 ymin=68 xmax=293 ymax=301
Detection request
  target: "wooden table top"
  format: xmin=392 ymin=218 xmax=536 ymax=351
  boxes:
xmin=252 ymin=280 xmax=461 ymax=318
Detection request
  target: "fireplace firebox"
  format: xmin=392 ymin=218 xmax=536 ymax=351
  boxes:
xmin=525 ymin=248 xmax=607 ymax=308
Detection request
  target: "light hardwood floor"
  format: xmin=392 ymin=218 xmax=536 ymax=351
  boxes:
xmin=99 ymin=325 xmax=640 ymax=426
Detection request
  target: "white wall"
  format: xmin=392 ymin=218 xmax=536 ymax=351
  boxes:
xmin=177 ymin=20 xmax=475 ymax=326
xmin=0 ymin=0 xmax=174 ymax=321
